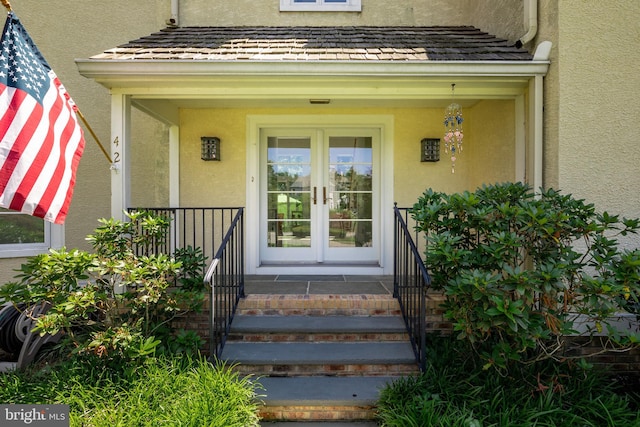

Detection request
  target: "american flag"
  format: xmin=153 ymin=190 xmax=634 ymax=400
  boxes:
xmin=0 ymin=12 xmax=85 ymax=224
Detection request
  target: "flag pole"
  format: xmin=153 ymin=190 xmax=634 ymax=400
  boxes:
xmin=76 ymin=110 xmax=113 ymax=164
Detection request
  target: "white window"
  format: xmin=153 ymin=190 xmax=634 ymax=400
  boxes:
xmin=0 ymin=209 xmax=64 ymax=258
xmin=280 ymin=0 xmax=362 ymax=12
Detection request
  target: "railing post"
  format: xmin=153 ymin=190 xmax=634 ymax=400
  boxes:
xmin=393 ymin=205 xmax=431 ymax=373
xmin=420 ymin=285 xmax=427 ymax=372
xmin=239 ymin=208 xmax=245 ymax=298
xmin=209 ymin=270 xmax=215 ymax=359
xmin=393 ymin=203 xmax=399 ymax=298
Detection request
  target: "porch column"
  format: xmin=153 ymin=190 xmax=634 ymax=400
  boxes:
xmin=515 ymin=94 xmax=526 ymax=183
xmin=529 ymin=75 xmax=544 ymax=191
xmin=110 ymin=93 xmax=131 ymax=221
xmin=169 ymin=125 xmax=180 ymax=207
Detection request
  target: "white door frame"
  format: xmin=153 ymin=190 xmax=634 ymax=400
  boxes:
xmin=246 ymin=115 xmax=394 ymax=275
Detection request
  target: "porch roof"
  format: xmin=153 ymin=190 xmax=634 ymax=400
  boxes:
xmin=76 ymin=26 xmax=550 ymax=119
xmin=89 ymin=26 xmax=533 ymax=62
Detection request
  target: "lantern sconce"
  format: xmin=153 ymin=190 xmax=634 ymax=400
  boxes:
xmin=201 ymin=136 xmax=220 ymax=161
xmin=421 ymin=138 xmax=440 ymax=162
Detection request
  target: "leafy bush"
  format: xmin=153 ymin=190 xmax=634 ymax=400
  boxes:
xmin=0 ymin=211 xmax=206 ymax=366
xmin=377 ymin=335 xmax=640 ymax=426
xmin=0 ymin=355 xmax=263 ymax=427
xmin=411 ymin=182 xmax=640 ymax=371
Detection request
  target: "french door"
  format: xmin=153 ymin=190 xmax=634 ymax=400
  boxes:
xmin=260 ymin=128 xmax=379 ymax=264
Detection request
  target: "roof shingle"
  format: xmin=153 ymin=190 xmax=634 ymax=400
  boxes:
xmin=92 ymin=26 xmax=533 ymax=62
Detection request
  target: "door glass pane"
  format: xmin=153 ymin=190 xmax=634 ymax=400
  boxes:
xmin=328 ymin=137 xmax=373 ymax=248
xmin=267 ymin=137 xmax=312 ymax=248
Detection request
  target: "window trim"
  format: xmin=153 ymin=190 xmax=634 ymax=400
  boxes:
xmin=280 ymin=0 xmax=362 ymax=12
xmin=0 ymin=219 xmax=64 ymax=258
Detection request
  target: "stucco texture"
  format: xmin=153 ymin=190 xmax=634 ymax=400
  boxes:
xmin=0 ymin=1 xmax=169 ymax=284
xmin=180 ymin=0 xmax=524 ymax=42
xmin=182 ymin=0 xmax=466 ymax=27
xmin=179 ymin=104 xmax=517 ymax=209
xmin=179 ymin=109 xmax=247 ymax=207
xmin=557 ymin=0 xmax=640 ymax=224
xmin=393 ymin=100 xmax=516 ymax=207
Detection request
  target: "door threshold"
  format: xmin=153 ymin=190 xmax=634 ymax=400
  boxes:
xmin=255 ymin=263 xmax=386 ymax=276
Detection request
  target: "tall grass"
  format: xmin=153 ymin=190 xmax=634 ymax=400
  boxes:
xmin=0 ymin=356 xmax=263 ymax=427
xmin=377 ymin=335 xmax=640 ymax=427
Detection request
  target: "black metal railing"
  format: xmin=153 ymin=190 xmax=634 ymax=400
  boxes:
xmin=127 ymin=207 xmax=245 ymax=358
xmin=394 ymin=204 xmax=431 ymax=372
xmin=127 ymin=207 xmax=244 ymax=279
xmin=203 ymin=208 xmax=245 ymax=359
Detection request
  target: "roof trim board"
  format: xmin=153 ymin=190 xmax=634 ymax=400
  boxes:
xmin=77 ymin=60 xmax=549 ymax=89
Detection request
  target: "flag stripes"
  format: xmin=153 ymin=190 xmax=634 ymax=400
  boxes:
xmin=0 ymin=12 xmax=85 ymax=224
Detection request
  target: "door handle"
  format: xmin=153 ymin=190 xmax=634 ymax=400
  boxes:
xmin=313 ymin=187 xmax=317 ymax=205
xmin=323 ymin=187 xmax=327 ymax=205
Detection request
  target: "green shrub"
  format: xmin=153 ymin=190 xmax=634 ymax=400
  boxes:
xmin=411 ymin=182 xmax=640 ymax=371
xmin=0 ymin=356 xmax=263 ymax=427
xmin=377 ymin=335 xmax=640 ymax=426
xmin=0 ymin=211 xmax=206 ymax=366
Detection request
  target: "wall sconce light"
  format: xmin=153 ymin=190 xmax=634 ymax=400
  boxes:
xmin=201 ymin=136 xmax=220 ymax=161
xmin=421 ymin=138 xmax=440 ymax=162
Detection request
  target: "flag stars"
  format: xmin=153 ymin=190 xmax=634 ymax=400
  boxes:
xmin=0 ymin=25 xmax=49 ymax=103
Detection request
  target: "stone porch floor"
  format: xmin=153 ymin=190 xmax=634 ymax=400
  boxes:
xmin=243 ymin=275 xmax=394 ymax=295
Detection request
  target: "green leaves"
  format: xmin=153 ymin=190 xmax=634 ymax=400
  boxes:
xmin=0 ymin=356 xmax=263 ymax=426
xmin=412 ymin=182 xmax=640 ymax=372
xmin=0 ymin=212 xmax=207 ymax=368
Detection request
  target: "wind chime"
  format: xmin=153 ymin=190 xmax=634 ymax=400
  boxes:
xmin=443 ymin=84 xmax=464 ymax=173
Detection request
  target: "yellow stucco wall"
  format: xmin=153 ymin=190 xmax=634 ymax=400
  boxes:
xmin=179 ymin=103 xmax=516 ymax=209
xmin=179 ymin=109 xmax=248 ymax=206
xmin=467 ymin=100 xmax=517 ymax=189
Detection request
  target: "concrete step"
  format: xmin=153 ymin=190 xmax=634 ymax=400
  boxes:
xmin=227 ymin=286 xmax=417 ymax=422
xmin=223 ymin=341 xmax=418 ymax=376
xmin=228 ymin=314 xmax=410 ymax=342
xmin=237 ymin=294 xmax=401 ymax=316
xmin=257 ymin=376 xmax=398 ymax=422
